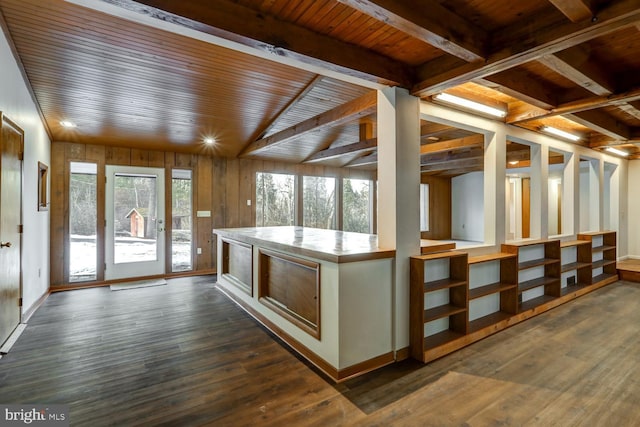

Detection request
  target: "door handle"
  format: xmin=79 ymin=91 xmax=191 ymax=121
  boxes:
xmin=0 ymin=242 xmax=11 ymax=248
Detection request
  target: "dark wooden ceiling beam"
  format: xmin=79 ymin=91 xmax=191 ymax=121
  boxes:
xmin=536 ymin=47 xmax=640 ymax=128
xmin=477 ymin=69 xmax=558 ymax=110
xmin=509 ymin=85 xmax=640 ymax=124
xmin=618 ymin=101 xmax=640 ymax=121
xmin=506 ymin=149 xmax=532 ymax=162
xmin=566 ymin=110 xmax=631 ymax=140
xmin=537 ymin=48 xmax=615 ymax=96
xmin=337 ymin=0 xmax=488 ymax=62
xmin=421 ymin=147 xmax=484 ymax=165
xmin=101 ymin=0 xmax=413 ymax=87
xmin=420 ymin=134 xmax=484 ymax=155
xmin=590 ymin=128 xmax=640 ymax=147
xmin=241 ymin=91 xmax=377 ymax=157
xmin=254 ymin=75 xmax=324 ymax=141
xmin=421 ymin=157 xmax=483 ymax=172
xmin=346 ymin=152 xmax=378 ymax=167
xmin=304 ymin=138 xmax=377 ymax=163
xmin=547 ymin=0 xmax=594 ymax=23
xmin=412 ymin=0 xmax=640 ymax=96
xmin=420 ymin=122 xmax=454 ymax=139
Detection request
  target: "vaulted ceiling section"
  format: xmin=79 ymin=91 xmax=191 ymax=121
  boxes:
xmin=1 ymin=0 xmax=639 ymax=174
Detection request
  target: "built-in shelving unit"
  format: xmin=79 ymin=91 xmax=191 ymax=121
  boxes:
xmin=559 ymin=240 xmax=592 ymax=295
xmin=467 ymin=253 xmax=518 ymax=333
xmin=409 ymin=233 xmax=619 ymax=364
xmin=410 ymin=251 xmax=468 ymax=362
xmin=501 ymin=239 xmax=561 ymax=312
xmin=577 ymin=231 xmax=618 ymax=287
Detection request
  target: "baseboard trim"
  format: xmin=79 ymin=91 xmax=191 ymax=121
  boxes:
xmin=22 ymin=290 xmax=49 ymax=323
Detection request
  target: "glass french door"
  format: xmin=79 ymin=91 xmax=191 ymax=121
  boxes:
xmin=105 ymin=166 xmax=165 ymax=280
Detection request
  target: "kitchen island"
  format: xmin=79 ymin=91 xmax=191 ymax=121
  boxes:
xmin=213 ymin=226 xmax=396 ymax=382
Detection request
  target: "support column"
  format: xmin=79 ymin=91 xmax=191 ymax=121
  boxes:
xmin=572 ymin=153 xmax=581 ymax=234
xmin=484 ymin=129 xmax=506 ymax=246
xmin=377 ymin=87 xmax=420 ymax=353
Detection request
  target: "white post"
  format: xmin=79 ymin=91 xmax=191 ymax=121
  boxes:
xmin=377 ymin=87 xmax=420 ymax=353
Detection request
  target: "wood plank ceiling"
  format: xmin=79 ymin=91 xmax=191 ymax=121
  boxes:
xmin=1 ymin=0 xmax=639 ymax=173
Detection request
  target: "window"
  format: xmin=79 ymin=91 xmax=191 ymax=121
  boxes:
xmin=69 ymin=162 xmax=97 ymax=282
xmin=303 ymin=176 xmax=336 ymax=229
xmin=420 ymin=183 xmax=429 ymax=231
xmin=256 ymin=172 xmax=295 ymax=226
xmin=343 ymin=178 xmax=372 ymax=233
xmin=172 ymin=169 xmax=192 ymax=272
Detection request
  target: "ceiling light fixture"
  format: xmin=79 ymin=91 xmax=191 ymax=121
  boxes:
xmin=508 ymin=160 xmax=519 ymax=165
xmin=605 ymin=147 xmax=629 ymax=157
xmin=204 ymin=137 xmax=215 ymax=144
xmin=541 ymin=126 xmax=580 ymax=142
xmin=433 ymin=92 xmax=507 ymax=118
xmin=60 ymin=120 xmax=77 ymax=128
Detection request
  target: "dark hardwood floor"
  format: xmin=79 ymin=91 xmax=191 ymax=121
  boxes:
xmin=1 ymin=276 xmax=640 ymax=426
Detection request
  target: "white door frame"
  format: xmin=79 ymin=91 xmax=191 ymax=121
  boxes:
xmin=105 ymin=165 xmax=165 ymax=280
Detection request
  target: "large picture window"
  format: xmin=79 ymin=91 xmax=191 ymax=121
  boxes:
xmin=256 ymin=172 xmax=295 ymax=226
xmin=343 ymin=178 xmax=372 ymax=233
xmin=69 ymin=162 xmax=97 ymax=282
xmin=172 ymin=169 xmax=192 ymax=272
xmin=303 ymin=176 xmax=336 ymax=229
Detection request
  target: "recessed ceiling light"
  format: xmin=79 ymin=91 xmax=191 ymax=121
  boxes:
xmin=508 ymin=160 xmax=519 ymax=165
xmin=605 ymin=147 xmax=629 ymax=157
xmin=541 ymin=126 xmax=580 ymax=142
xmin=433 ymin=93 xmax=507 ymax=118
xmin=427 ymin=136 xmax=440 ymax=141
xmin=204 ymin=137 xmax=215 ymax=144
xmin=60 ymin=120 xmax=77 ymax=128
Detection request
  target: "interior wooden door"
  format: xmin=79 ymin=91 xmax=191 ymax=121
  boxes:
xmin=0 ymin=113 xmax=23 ymax=347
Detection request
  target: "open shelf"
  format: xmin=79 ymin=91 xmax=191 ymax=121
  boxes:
xmin=561 ymin=261 xmax=591 ymax=273
xmin=424 ymin=304 xmax=467 ymax=322
xmin=519 ymin=294 xmax=556 ymax=312
xmin=410 ymin=251 xmax=468 ymax=362
xmin=577 ymin=231 xmax=619 ymax=286
xmin=423 ymin=278 xmax=467 ymax=293
xmin=592 ymin=273 xmax=618 ymax=285
xmin=468 ymin=252 xmax=516 ymax=264
xmin=423 ymin=329 xmax=465 ymax=350
xmin=518 ymin=276 xmax=558 ymax=293
xmin=469 ymin=311 xmax=512 ymax=333
xmin=592 ymin=245 xmax=616 ymax=253
xmin=560 ymin=240 xmax=591 ymax=248
xmin=591 ymin=259 xmax=616 ymax=269
xmin=518 ymin=258 xmax=560 ymax=271
xmin=560 ymin=283 xmax=583 ymax=296
xmin=469 ymin=282 xmax=517 ymax=300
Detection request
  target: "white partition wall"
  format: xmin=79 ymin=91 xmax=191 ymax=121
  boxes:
xmin=419 ymin=100 xmax=627 ymax=258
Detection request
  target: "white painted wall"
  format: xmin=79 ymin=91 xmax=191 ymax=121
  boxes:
xmin=451 ymin=171 xmax=484 ymax=241
xmin=627 ymin=162 xmax=640 ymax=258
xmin=0 ymin=27 xmax=51 ymax=315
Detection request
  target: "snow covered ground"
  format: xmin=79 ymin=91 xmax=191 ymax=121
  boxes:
xmin=69 ymin=235 xmax=192 ymax=281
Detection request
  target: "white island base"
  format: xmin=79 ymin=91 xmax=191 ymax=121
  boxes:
xmin=214 ymin=226 xmax=396 ymax=382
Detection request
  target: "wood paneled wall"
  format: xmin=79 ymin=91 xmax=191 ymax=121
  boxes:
xmin=420 ymin=174 xmax=452 ymax=240
xmin=50 ymin=142 xmax=375 ymax=287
